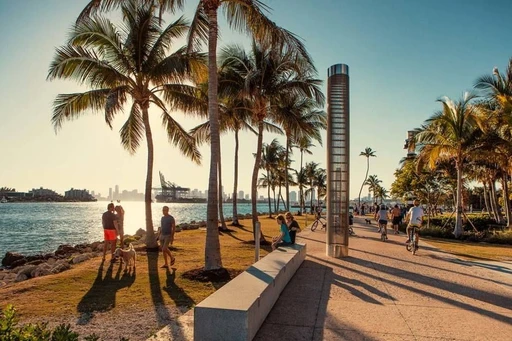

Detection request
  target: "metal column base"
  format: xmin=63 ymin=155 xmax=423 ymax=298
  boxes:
xmin=326 ymin=243 xmax=349 ymax=258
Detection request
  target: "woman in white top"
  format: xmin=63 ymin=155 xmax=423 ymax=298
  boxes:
xmin=375 ymin=204 xmax=389 ymax=237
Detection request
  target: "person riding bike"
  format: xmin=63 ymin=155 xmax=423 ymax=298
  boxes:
xmin=374 ymin=204 xmax=389 ymax=236
xmin=405 ymin=199 xmax=425 ymax=244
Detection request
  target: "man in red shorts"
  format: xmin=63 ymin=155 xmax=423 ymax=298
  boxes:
xmin=102 ymin=203 xmax=119 ymax=263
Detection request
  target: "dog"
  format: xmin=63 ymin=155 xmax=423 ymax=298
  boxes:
xmin=114 ymin=243 xmax=136 ymax=268
xmin=364 ymin=218 xmax=372 ymax=224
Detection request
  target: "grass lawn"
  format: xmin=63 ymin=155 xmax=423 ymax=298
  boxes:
xmin=0 ymin=213 xmax=309 ymax=321
xmin=423 ymin=237 xmax=512 ymax=261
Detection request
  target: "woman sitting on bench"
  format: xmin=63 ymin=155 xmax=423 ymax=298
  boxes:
xmin=272 ymin=214 xmax=292 ymax=250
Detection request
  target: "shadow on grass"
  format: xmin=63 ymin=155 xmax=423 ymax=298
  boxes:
xmin=162 ymin=268 xmax=195 ymax=308
xmin=76 ymin=259 xmax=135 ymax=324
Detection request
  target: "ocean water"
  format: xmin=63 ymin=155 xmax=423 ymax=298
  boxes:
xmin=0 ymin=201 xmax=272 ymax=257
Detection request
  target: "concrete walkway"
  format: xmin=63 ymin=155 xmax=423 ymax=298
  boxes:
xmin=254 ymin=217 xmax=512 ymax=341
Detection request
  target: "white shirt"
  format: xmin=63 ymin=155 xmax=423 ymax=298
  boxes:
xmin=376 ymin=209 xmax=388 ymax=221
xmin=408 ymin=206 xmax=424 ymax=225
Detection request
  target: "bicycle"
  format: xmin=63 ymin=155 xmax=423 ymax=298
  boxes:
xmin=406 ymin=225 xmax=420 ymax=255
xmin=378 ymin=220 xmax=388 ymax=241
xmin=311 ymin=218 xmax=326 ymax=231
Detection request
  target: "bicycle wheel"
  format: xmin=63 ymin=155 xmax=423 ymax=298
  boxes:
xmin=411 ymin=231 xmax=416 ymax=255
xmin=311 ymin=220 xmax=318 ymax=231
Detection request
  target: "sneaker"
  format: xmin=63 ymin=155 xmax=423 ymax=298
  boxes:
xmin=405 ymin=238 xmax=410 ymax=243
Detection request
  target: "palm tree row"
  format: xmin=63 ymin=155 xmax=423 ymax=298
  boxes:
xmin=51 ymin=0 xmax=326 ymax=270
xmin=396 ymin=58 xmax=512 ymax=237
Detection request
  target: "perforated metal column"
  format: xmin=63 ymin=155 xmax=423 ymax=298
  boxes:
xmin=326 ymin=64 xmax=350 ymax=258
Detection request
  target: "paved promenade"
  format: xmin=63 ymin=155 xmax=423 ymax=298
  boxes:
xmin=255 ymin=217 xmax=512 ymax=340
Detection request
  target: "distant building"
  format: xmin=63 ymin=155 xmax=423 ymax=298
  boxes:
xmin=114 ymin=185 xmax=119 ymax=200
xmin=64 ymin=188 xmax=96 ymax=201
xmin=245 ymin=194 xmax=250 ymax=200
xmin=31 ymin=187 xmax=60 ymax=197
xmin=238 ymin=190 xmax=244 ymax=200
xmin=290 ymin=191 xmax=297 ymax=203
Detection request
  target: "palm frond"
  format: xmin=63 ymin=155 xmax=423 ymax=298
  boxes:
xmin=51 ymin=89 xmax=111 ymax=131
xmin=119 ymin=102 xmax=145 ymax=154
xmin=161 ymin=110 xmax=201 ymax=164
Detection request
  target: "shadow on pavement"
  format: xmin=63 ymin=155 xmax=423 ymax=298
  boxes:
xmin=308 ymin=254 xmax=512 ymax=325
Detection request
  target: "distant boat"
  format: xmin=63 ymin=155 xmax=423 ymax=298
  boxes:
xmin=1 ymin=196 xmax=7 ymax=203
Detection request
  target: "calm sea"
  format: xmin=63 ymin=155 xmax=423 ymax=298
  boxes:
xmin=0 ymin=201 xmax=272 ymax=257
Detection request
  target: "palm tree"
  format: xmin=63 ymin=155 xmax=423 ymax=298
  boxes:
xmin=49 ymin=2 xmax=204 ymax=249
xmin=314 ymin=168 xmax=327 ymax=202
xmin=415 ymin=93 xmax=481 ymax=238
xmin=374 ymin=185 xmax=389 ymax=204
xmin=294 ymin=136 xmax=315 ymax=213
xmin=219 ymin=42 xmax=323 ymax=240
xmin=364 ymin=175 xmax=382 ymax=202
xmin=358 ymin=147 xmax=376 ymax=208
xmin=273 ymin=96 xmax=326 ymax=212
xmin=295 ymin=167 xmax=308 ymax=213
xmin=260 ymin=139 xmax=284 ymax=216
xmin=305 ymin=161 xmax=319 ymax=212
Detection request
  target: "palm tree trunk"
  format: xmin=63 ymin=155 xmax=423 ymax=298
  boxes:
xmin=358 ymin=157 xmax=369 ymax=208
xmin=218 ymin=141 xmax=227 ymax=231
xmin=285 ymin=135 xmax=290 ymax=211
xmin=501 ymin=173 xmax=511 ymax=227
xmin=489 ymin=180 xmax=498 ymax=221
xmin=231 ymin=129 xmax=240 ymax=226
xmin=454 ymin=157 xmax=463 ymax=238
xmin=142 ymin=107 xmax=157 ymax=249
xmin=483 ymin=182 xmax=491 ymax=215
xmin=300 ymin=151 xmax=304 ymax=214
xmin=277 ymin=185 xmax=282 ymax=212
xmin=491 ymin=180 xmax=503 ymax=223
xmin=251 ymin=120 xmax=265 ymax=241
xmin=205 ymin=5 xmax=222 ymax=270
xmin=266 ymin=170 xmax=272 ymax=218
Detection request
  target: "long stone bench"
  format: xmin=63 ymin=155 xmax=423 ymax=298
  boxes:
xmin=194 ymin=243 xmax=306 ymax=341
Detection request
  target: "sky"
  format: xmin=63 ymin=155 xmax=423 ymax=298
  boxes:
xmin=1 ymin=0 xmax=511 ymax=200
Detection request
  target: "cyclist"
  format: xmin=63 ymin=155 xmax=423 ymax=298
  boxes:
xmin=374 ymin=204 xmax=389 ymax=237
xmin=405 ymin=199 xmax=425 ymax=245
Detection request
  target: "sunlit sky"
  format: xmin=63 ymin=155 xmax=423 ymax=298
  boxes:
xmin=1 ymin=0 xmax=511 ymax=199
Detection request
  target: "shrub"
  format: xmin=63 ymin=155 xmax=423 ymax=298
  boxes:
xmin=483 ymin=230 xmax=512 ymax=244
xmin=0 ymin=305 xmax=129 ymax=341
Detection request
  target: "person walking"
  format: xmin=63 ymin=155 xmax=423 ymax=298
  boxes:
xmin=391 ymin=204 xmax=401 ymax=234
xmin=158 ymin=206 xmax=176 ymax=268
xmin=102 ymin=203 xmax=119 ymax=263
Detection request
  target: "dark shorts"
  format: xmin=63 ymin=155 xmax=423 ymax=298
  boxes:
xmin=392 ymin=217 xmax=401 ymax=225
xmin=378 ymin=220 xmax=387 ymax=225
xmin=104 ymin=229 xmax=117 ymax=241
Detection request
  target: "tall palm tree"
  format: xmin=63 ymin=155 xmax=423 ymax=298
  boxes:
xmin=273 ymin=96 xmax=326 ymax=212
xmin=294 ymin=136 xmax=315 ymax=213
xmin=260 ymin=139 xmax=284 ymax=216
xmin=49 ymin=2 xmax=204 ymax=248
xmin=415 ymin=93 xmax=481 ymax=238
xmin=219 ymin=42 xmax=323 ymax=240
xmin=358 ymin=147 xmax=376 ymax=208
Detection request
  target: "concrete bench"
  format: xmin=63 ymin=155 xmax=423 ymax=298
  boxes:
xmin=194 ymin=243 xmax=306 ymax=341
